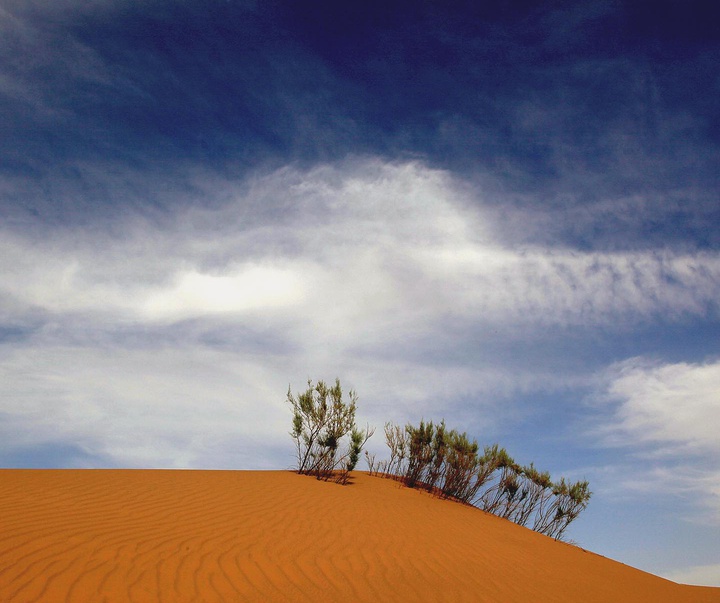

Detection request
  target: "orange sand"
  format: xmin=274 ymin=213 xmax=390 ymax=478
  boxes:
xmin=1 ymin=470 xmax=718 ymax=602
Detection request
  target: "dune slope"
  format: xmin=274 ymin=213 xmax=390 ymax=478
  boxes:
xmin=0 ymin=470 xmax=718 ymax=602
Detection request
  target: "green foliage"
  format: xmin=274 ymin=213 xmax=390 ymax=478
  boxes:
xmin=405 ymin=419 xmax=436 ymax=488
xmin=375 ymin=418 xmax=591 ymax=540
xmin=442 ymin=430 xmax=481 ymax=501
xmin=287 ymin=378 xmax=374 ymax=484
xmin=286 ymin=383 xmax=590 ymax=535
xmin=533 ymin=477 xmax=592 ymax=539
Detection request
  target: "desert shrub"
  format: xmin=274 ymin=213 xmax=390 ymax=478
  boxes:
xmin=511 ymin=464 xmax=553 ymax=527
xmin=440 ymin=430 xmax=479 ymax=502
xmin=478 ymin=448 xmax=519 ymax=514
xmin=383 ymin=422 xmax=408 ymax=477
xmin=404 ymin=419 xmax=436 ymax=488
xmin=533 ymin=478 xmax=592 ymax=540
xmin=375 ymin=419 xmax=591 ymax=540
xmin=468 ymin=444 xmax=503 ymax=504
xmin=335 ymin=426 xmax=374 ymax=485
xmin=425 ymin=421 xmax=449 ymax=491
xmin=364 ymin=451 xmax=378 ymax=475
xmin=287 ymin=378 xmax=373 ymax=483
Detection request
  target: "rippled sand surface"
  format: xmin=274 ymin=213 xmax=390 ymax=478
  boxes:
xmin=1 ymin=470 xmax=718 ymax=602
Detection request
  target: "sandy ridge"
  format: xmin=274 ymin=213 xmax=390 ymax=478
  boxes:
xmin=1 ymin=470 xmax=718 ymax=602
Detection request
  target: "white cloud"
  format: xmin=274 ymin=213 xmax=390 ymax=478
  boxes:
xmin=142 ymin=266 xmax=308 ymax=320
xmin=0 ymin=334 xmax=569 ymax=470
xmin=665 ymin=563 xmax=720 ymax=588
xmin=0 ymin=1 xmax=125 ymax=120
xmin=595 ymin=359 xmax=720 ymax=524
xmin=0 ymin=342 xmax=292 ymax=469
xmin=2 ymin=158 xmax=720 ymax=469
xmin=2 ymin=159 xmax=719 ymax=333
xmin=605 ymin=359 xmax=720 ymax=455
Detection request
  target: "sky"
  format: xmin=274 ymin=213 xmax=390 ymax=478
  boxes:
xmin=1 ymin=0 xmax=719 ymax=586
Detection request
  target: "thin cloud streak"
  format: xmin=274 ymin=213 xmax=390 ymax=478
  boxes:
xmin=2 ymin=161 xmax=719 ymax=332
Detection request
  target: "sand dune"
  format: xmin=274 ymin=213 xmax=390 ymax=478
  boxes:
xmin=1 ymin=470 xmax=718 ymax=602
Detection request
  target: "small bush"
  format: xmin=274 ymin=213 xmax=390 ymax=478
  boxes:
xmin=383 ymin=422 xmax=407 ymax=476
xmin=287 ymin=378 xmax=373 ymax=484
xmin=284 ymin=385 xmax=590 ymax=537
xmin=533 ymin=478 xmax=592 ymax=539
xmin=375 ymin=419 xmax=591 ymax=540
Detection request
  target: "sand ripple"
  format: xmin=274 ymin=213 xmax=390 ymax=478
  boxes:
xmin=1 ymin=470 xmax=718 ymax=602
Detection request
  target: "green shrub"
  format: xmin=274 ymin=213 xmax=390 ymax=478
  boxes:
xmin=287 ymin=378 xmax=373 ymax=484
xmin=376 ymin=418 xmax=591 ymax=540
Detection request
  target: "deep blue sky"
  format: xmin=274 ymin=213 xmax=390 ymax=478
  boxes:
xmin=1 ymin=0 xmax=719 ymax=586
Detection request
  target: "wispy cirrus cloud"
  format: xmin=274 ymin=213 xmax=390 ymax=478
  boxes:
xmin=2 ymin=160 xmax=719 ymax=330
xmin=603 ymin=358 xmax=720 ymax=456
xmin=1 ymin=159 xmax=720 ymax=471
xmin=591 ymin=358 xmax=720 ymax=528
xmin=0 ymin=342 xmax=292 ymax=469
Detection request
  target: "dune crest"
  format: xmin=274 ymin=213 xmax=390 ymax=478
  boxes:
xmin=1 ymin=470 xmax=718 ymax=602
